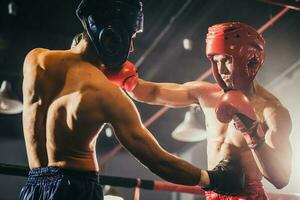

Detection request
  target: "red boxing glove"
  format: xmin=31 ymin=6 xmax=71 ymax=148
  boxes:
xmin=100 ymin=60 xmax=138 ymax=91
xmin=215 ymin=90 xmax=265 ymax=149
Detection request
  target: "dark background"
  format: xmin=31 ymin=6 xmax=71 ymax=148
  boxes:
xmin=0 ymin=0 xmax=299 ymax=199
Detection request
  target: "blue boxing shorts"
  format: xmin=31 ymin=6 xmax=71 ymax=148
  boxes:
xmin=19 ymin=167 xmax=103 ymax=200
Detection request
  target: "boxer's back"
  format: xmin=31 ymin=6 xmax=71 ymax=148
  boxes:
xmin=23 ymin=48 xmax=110 ymax=172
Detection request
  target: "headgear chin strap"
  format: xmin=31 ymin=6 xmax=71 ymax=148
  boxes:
xmin=76 ymin=0 xmax=143 ymax=68
xmin=206 ymin=22 xmax=265 ymax=90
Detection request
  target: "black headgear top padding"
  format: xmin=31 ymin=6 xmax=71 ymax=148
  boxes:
xmin=76 ymin=0 xmax=143 ymax=68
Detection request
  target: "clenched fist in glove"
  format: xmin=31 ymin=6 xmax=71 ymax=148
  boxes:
xmin=100 ymin=60 xmax=138 ymax=92
xmin=215 ymin=90 xmax=266 ymax=149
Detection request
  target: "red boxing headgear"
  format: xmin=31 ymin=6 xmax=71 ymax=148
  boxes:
xmin=206 ymin=22 xmax=265 ymax=90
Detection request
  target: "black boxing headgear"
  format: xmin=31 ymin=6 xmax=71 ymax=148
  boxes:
xmin=76 ymin=0 xmax=143 ymax=68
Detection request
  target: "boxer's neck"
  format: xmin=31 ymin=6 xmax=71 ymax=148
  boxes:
xmin=240 ymin=81 xmax=257 ymax=98
xmin=73 ymin=39 xmax=103 ymax=67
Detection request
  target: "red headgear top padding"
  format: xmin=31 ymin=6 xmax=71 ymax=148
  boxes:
xmin=206 ymin=22 xmax=265 ymax=90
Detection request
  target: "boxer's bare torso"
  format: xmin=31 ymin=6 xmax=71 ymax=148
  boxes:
xmin=199 ymin=84 xmax=280 ymax=181
xmin=23 ymin=48 xmax=113 ymax=172
xmin=130 ymin=79 xmax=289 ymax=184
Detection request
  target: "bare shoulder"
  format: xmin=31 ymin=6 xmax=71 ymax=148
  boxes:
xmin=257 ymin=85 xmax=292 ymax=133
xmin=25 ymin=48 xmax=49 ymax=58
xmin=24 ymin=48 xmax=73 ymax=72
xmin=23 ymin=48 xmax=50 ymax=86
xmin=22 ymin=49 xmax=49 ymax=104
xmin=23 ymin=48 xmax=58 ymax=80
xmin=23 ymin=48 xmax=73 ymax=103
xmin=97 ymin=80 xmax=135 ymax=110
xmin=187 ymin=81 xmax=222 ymax=107
xmin=24 ymin=48 xmax=49 ymax=69
xmin=23 ymin=48 xmax=58 ymax=82
xmin=92 ymin=79 xmax=140 ymax=125
xmin=263 ymin=102 xmax=291 ymax=130
xmin=256 ymin=84 xmax=288 ymax=115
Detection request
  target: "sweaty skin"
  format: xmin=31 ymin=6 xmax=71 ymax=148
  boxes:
xmin=22 ymin=39 xmax=206 ymax=186
xmin=129 ymin=55 xmax=292 ymax=189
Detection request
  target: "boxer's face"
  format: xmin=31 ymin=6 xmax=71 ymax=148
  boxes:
xmin=213 ymin=54 xmax=233 ymax=88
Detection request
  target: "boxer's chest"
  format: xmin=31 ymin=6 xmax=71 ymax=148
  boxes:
xmin=204 ymin=107 xmax=265 ymax=148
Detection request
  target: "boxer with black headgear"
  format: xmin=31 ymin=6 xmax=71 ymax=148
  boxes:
xmin=20 ymin=0 xmax=212 ymax=199
xmin=112 ymin=22 xmax=292 ymax=199
xmin=76 ymin=0 xmax=143 ymax=68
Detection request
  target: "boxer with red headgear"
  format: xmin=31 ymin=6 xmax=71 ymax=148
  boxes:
xmin=206 ymin=22 xmax=265 ymax=90
xmin=109 ymin=22 xmax=293 ymax=199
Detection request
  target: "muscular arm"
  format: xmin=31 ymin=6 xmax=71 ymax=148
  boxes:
xmin=22 ymin=49 xmax=49 ymax=167
xmin=100 ymin=84 xmax=207 ymax=185
xmin=129 ymin=79 xmax=220 ymax=108
xmin=252 ymin=105 xmax=292 ymax=189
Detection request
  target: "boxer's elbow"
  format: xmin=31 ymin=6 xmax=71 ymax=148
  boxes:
xmin=270 ymin=174 xmax=290 ymax=189
xmin=273 ymin=178 xmax=289 ymax=189
xmin=276 ymin=163 xmax=292 ymax=189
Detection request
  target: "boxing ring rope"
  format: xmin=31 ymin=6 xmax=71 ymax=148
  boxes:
xmin=1 ymin=163 xmax=300 ymax=200
xmin=0 ymin=163 xmax=204 ymax=195
xmin=100 ymin=6 xmax=291 ymax=164
xmin=257 ymin=7 xmax=290 ymax=33
xmin=257 ymin=0 xmax=300 ymax=11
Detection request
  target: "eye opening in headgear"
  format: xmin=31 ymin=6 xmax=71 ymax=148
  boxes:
xmin=247 ymin=57 xmax=258 ymax=69
xmin=98 ymin=26 xmax=123 ymax=56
